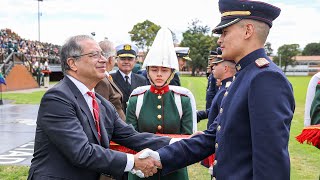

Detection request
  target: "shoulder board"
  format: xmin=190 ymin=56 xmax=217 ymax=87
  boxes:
xmin=130 ymin=90 xmax=147 ymax=97
xmin=171 ymin=90 xmax=188 ymax=97
xmin=255 ymin=58 xmax=269 ymax=68
xmin=130 ymin=85 xmax=150 ymax=96
xmin=225 ymin=81 xmax=232 ymax=88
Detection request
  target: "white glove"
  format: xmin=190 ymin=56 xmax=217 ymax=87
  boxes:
xmin=130 ymin=169 xmax=145 ymax=178
xmin=138 ymin=149 xmax=160 ymax=161
xmin=209 ymin=165 xmax=213 ymax=176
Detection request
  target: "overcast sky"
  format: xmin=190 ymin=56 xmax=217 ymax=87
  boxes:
xmin=1 ymin=0 xmax=319 ymax=55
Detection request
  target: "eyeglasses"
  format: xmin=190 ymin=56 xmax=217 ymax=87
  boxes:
xmin=73 ymin=51 xmax=106 ymax=59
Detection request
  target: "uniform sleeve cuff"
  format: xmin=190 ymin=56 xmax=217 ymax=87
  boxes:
xmin=169 ymin=138 xmax=183 ymax=144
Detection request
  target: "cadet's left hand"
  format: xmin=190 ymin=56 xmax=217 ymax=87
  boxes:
xmin=190 ymin=131 xmax=204 ymax=137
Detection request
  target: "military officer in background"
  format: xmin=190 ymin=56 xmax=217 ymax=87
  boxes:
xmin=205 ymin=49 xmax=221 ymax=109
xmin=199 ymin=54 xmax=236 ymax=179
xmin=169 ymin=47 xmax=192 ymax=86
xmin=197 ymin=49 xmax=220 ymax=122
xmin=139 ymin=0 xmax=295 ymax=179
xmin=198 ymin=53 xmax=236 ymax=129
xmin=110 ymin=43 xmax=148 ymax=113
xmin=175 ymin=47 xmax=192 ymax=71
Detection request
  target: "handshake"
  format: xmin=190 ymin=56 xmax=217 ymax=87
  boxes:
xmin=131 ymin=149 xmax=161 ymax=178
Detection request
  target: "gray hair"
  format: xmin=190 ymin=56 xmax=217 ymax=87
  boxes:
xmin=60 ymin=35 xmax=94 ymax=74
xmin=99 ymin=40 xmax=116 ymax=59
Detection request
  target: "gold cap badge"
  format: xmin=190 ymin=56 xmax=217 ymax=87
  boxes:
xmin=124 ymin=44 xmax=131 ymax=51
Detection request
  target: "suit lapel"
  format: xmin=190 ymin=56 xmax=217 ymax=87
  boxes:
xmin=65 ymin=76 xmax=101 ymax=144
xmin=108 ymin=77 xmax=123 ymax=100
xmin=130 ymin=74 xmax=137 ymax=91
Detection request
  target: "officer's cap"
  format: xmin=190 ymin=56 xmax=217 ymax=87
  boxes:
xmin=175 ymin=47 xmax=192 ymax=61
xmin=116 ymin=43 xmax=138 ymax=58
xmin=209 ymin=47 xmax=223 ymax=64
xmin=211 ymin=47 xmax=235 ymax=65
xmin=208 ymin=47 xmax=222 ymax=60
xmin=213 ymin=0 xmax=281 ymax=34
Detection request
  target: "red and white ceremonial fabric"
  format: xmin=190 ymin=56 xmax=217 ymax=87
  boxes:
xmin=296 ymin=124 xmax=320 ymax=149
xmin=110 ymin=134 xmax=190 ymax=154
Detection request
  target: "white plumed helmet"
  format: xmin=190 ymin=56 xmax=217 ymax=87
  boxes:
xmin=142 ymin=27 xmax=179 ymax=72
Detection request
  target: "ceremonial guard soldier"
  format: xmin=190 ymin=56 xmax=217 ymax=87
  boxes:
xmin=126 ymin=27 xmax=197 ymax=180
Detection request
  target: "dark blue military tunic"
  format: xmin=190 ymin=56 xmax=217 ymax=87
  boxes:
xmin=206 ymin=74 xmax=218 ymax=109
xmin=207 ymin=76 xmax=233 ymax=129
xmin=157 ymin=48 xmax=295 ymax=180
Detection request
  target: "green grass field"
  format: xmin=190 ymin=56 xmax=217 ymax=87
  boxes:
xmin=1 ymin=76 xmax=320 ymax=179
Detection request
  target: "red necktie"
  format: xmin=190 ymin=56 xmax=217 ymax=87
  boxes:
xmin=87 ymin=91 xmax=101 ymax=140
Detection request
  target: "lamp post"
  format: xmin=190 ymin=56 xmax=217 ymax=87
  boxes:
xmin=37 ymin=0 xmax=43 ymax=41
xmin=279 ymin=53 xmax=282 ymax=70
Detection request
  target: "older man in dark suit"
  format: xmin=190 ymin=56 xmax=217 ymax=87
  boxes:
xmin=28 ymin=35 xmax=170 ymax=180
xmin=111 ymin=44 xmax=148 ymax=113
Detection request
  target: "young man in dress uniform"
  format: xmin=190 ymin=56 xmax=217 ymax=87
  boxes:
xmin=197 ymin=48 xmax=222 ymax=122
xmin=139 ymin=1 xmax=295 ymax=179
xmin=199 ymin=54 xmax=236 ymax=179
xmin=205 ymin=50 xmax=219 ymax=109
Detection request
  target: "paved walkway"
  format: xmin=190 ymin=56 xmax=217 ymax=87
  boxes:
xmin=3 ymin=84 xmax=54 ymax=94
xmin=0 ymin=85 xmax=54 ymax=166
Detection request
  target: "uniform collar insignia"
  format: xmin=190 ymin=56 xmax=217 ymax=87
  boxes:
xmin=236 ymin=64 xmax=241 ymax=71
xmin=255 ymin=58 xmax=270 ymax=68
xmin=221 ymin=76 xmax=234 ymax=88
xmin=226 ymin=81 xmax=232 ymax=88
xmin=150 ymin=85 xmax=170 ymax=95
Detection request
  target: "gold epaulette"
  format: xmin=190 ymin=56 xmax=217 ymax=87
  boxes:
xmin=255 ymin=58 xmax=269 ymax=68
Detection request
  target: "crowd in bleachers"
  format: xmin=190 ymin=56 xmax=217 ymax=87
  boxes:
xmin=0 ymin=28 xmax=61 ymax=64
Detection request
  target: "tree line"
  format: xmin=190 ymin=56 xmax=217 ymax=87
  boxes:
xmin=129 ymin=19 xmax=320 ymax=74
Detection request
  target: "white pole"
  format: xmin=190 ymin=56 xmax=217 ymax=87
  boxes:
xmin=279 ymin=54 xmax=282 ymax=69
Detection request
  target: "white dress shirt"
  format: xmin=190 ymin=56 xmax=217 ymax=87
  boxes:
xmin=119 ymin=70 xmax=132 ymax=84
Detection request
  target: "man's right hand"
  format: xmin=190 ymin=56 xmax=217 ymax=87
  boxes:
xmin=133 ymin=149 xmax=161 ymax=178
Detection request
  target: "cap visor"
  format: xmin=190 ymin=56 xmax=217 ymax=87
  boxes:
xmin=213 ymin=18 xmax=242 ymax=34
xmin=118 ymin=54 xmax=136 ymax=58
xmin=183 ymin=56 xmax=192 ymax=61
xmin=211 ymin=59 xmax=224 ymax=64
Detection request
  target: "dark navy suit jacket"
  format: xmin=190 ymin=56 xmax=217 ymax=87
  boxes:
xmin=157 ymin=48 xmax=295 ymax=180
xmin=111 ymin=70 xmax=148 ymax=113
xmin=28 ymin=76 xmax=170 ymax=180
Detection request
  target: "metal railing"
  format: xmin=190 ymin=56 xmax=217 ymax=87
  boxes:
xmin=0 ymin=52 xmax=14 ymax=77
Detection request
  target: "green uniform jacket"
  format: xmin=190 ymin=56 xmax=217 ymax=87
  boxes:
xmin=310 ymin=83 xmax=320 ymax=125
xmin=126 ymin=89 xmax=193 ymax=180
